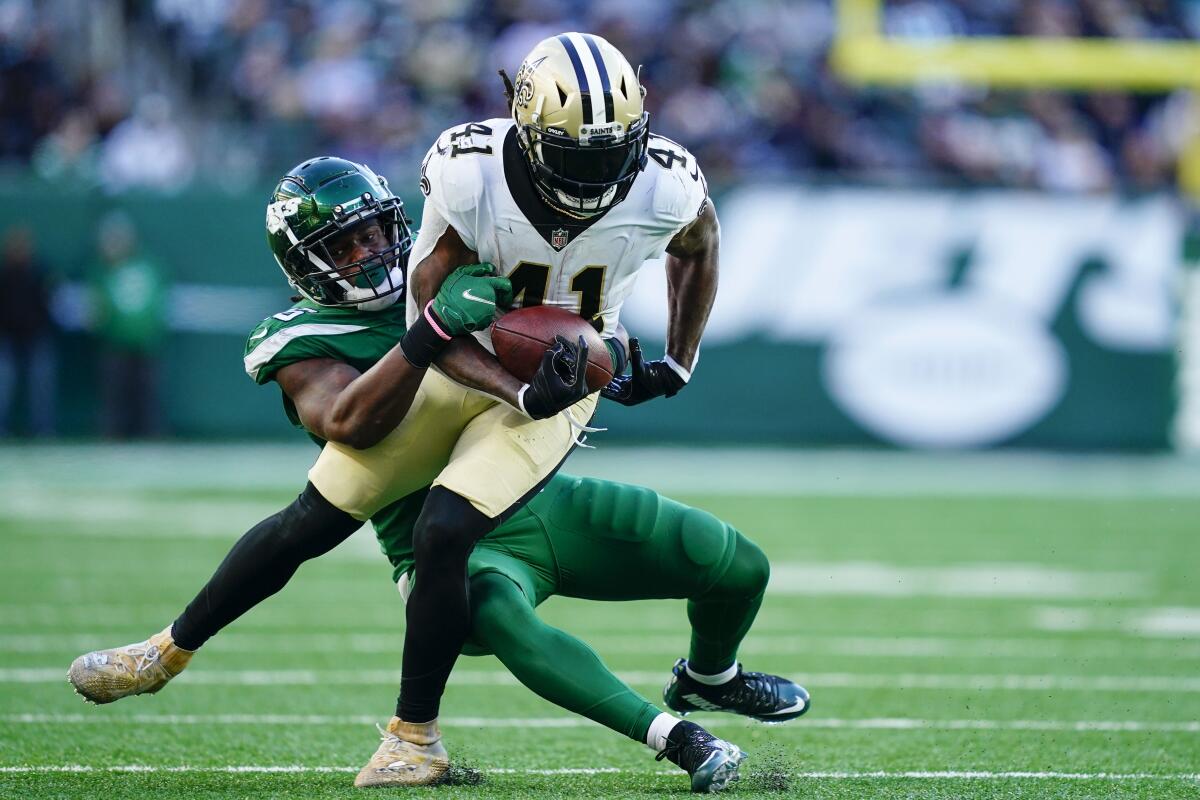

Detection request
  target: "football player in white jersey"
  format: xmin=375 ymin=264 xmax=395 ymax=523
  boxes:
xmin=409 ymin=31 xmax=715 ymax=401
xmin=307 ymin=33 xmax=721 ymax=785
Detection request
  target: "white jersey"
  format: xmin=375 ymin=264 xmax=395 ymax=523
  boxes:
xmin=406 ymin=118 xmax=708 ymax=349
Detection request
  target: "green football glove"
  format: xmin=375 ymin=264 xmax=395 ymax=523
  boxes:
xmin=430 ymin=263 xmax=513 ymax=336
xmin=400 ymin=264 xmax=512 ymax=369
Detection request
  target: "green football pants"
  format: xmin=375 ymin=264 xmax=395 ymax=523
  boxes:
xmin=451 ymin=475 xmax=771 ymax=743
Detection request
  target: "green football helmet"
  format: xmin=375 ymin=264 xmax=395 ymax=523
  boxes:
xmin=266 ymin=157 xmax=413 ymax=310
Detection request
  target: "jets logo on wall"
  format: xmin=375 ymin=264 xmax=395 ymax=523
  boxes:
xmin=550 ymin=228 xmax=569 ymax=250
xmin=616 ymin=187 xmax=1181 ymax=450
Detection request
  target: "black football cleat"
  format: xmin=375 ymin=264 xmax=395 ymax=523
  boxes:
xmin=663 ymin=658 xmax=810 ymax=723
xmin=655 ymin=720 xmax=745 ymax=793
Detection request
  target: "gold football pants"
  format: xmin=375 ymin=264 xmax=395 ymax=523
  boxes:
xmin=308 ymin=370 xmax=597 ymax=520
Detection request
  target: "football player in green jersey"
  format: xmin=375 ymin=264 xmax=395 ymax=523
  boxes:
xmin=69 ymin=158 xmax=807 ymax=793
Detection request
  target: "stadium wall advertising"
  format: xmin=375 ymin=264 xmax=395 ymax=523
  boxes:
xmin=2 ymin=183 xmax=1181 ymax=449
xmin=619 ymin=188 xmax=1180 ymax=450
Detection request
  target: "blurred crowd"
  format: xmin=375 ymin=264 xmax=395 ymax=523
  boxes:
xmin=0 ymin=217 xmax=169 ymax=438
xmin=2 ymin=0 xmax=1200 ymax=194
xmin=2 ymin=0 xmax=1199 ymax=196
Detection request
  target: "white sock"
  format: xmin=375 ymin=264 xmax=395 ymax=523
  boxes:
xmin=644 ymin=712 xmax=682 ymax=752
xmin=685 ymin=661 xmax=739 ymax=686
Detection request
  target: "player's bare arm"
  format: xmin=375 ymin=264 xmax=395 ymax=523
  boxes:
xmin=410 ymin=222 xmax=475 ymax=308
xmin=601 ymin=202 xmax=719 ymax=407
xmin=410 ymin=223 xmax=591 ymax=418
xmin=664 ymin=199 xmax=720 ymax=373
xmin=276 ymin=354 xmax=420 ymax=450
xmin=274 ymin=266 xmax=508 ymax=449
xmin=440 ymin=337 xmax=528 ymax=404
xmin=269 ymin=206 xmax=511 ymax=449
xmin=409 ymin=225 xmax=526 ymax=406
xmin=436 ymin=320 xmax=589 ymax=420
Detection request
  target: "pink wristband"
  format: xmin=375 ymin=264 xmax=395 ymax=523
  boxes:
xmin=423 ymin=300 xmax=452 ymax=341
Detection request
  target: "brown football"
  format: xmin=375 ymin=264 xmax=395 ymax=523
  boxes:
xmin=491 ymin=306 xmax=612 ymax=391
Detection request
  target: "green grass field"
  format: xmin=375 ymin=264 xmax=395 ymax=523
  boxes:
xmin=1 ymin=445 xmax=1198 ymax=798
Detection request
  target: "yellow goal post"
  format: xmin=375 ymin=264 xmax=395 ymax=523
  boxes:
xmin=829 ymin=0 xmax=1200 ymax=199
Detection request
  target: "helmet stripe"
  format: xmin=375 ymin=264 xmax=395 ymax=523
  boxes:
xmin=568 ymin=32 xmax=607 ymax=124
xmin=582 ymin=34 xmax=615 ymax=124
xmin=556 ymin=33 xmax=595 ymax=124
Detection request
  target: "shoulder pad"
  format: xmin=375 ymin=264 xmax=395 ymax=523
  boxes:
xmin=245 ymin=305 xmax=323 ymax=349
xmin=420 ymin=120 xmax=507 ymax=215
xmin=646 ymin=135 xmax=709 ymax=232
xmin=422 ymin=139 xmax=483 ymax=215
xmin=242 ymin=304 xmax=367 ymax=384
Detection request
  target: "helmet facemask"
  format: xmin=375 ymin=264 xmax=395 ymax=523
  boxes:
xmin=279 ymin=194 xmax=413 ymax=311
xmin=504 ymin=31 xmax=652 ymax=220
xmin=518 ymin=114 xmax=649 ymax=218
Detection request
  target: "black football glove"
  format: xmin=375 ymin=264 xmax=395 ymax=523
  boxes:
xmin=518 ymin=335 xmax=591 ymax=420
xmin=600 ymin=338 xmax=687 ymax=407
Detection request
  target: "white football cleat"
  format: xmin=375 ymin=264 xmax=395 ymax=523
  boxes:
xmin=354 ymin=716 xmax=450 ymax=788
xmin=68 ymin=625 xmax=194 ymax=704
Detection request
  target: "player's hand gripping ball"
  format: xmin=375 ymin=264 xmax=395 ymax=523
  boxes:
xmin=491 ymin=306 xmax=613 ymax=390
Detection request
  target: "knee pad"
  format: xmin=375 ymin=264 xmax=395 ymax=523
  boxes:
xmin=678 ymin=507 xmax=736 ymax=571
xmin=463 ymin=572 xmax=532 ymax=657
xmin=723 ymin=531 xmax=770 ymax=596
xmin=548 ymin=477 xmax=661 ymax=542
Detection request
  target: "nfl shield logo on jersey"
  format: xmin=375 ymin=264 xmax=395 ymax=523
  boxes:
xmin=550 ymin=228 xmax=569 ymax=250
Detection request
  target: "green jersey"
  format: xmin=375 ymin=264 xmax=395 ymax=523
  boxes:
xmin=243 ymin=299 xmax=408 ymax=431
xmin=242 ymin=297 xmax=426 ymax=568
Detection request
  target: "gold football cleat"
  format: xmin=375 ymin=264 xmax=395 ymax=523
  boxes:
xmin=68 ymin=625 xmax=194 ymax=704
xmin=354 ymin=717 xmax=450 ymax=788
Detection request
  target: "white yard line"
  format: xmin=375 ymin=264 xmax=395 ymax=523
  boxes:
xmin=0 ymin=490 xmax=287 ymax=538
xmin=3 ymin=714 xmax=1197 ymax=733
xmin=1035 ymin=606 xmax=1200 ymax=638
xmin=9 ymin=668 xmax=1200 ymax=692
xmin=769 ymin=562 xmax=1146 ymax=598
xmin=582 ymin=633 xmax=1200 ymax=659
xmin=0 ymin=562 xmax=1156 ymax=613
xmin=0 ymin=764 xmax=1195 ymax=780
xmin=805 ymin=719 xmax=1200 ymax=732
xmin=9 ymin=631 xmax=1199 ymax=660
xmin=4 ymin=444 xmax=1200 ymax=497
